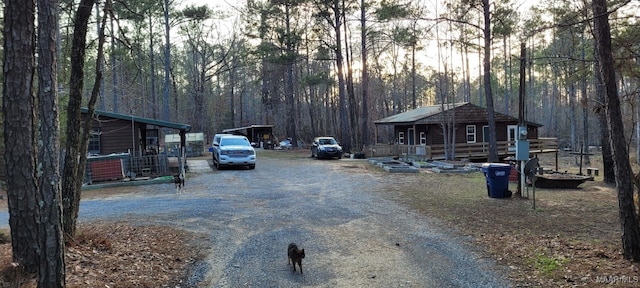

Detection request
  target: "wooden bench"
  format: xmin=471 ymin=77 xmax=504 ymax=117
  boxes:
xmin=586 ymin=167 xmax=599 ymax=176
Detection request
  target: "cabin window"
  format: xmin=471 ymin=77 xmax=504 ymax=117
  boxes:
xmin=88 ymin=128 xmax=101 ymax=155
xmin=398 ymin=132 xmax=405 ymax=145
xmin=466 ymin=125 xmax=476 ymax=143
xmin=419 ymin=132 xmax=426 ymax=145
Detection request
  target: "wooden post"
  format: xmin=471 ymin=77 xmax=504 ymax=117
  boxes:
xmin=179 ymin=129 xmax=186 ymax=175
xmin=517 ymin=42 xmax=527 ymax=197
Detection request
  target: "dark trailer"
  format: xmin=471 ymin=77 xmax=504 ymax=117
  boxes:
xmin=222 ymin=125 xmax=274 ymax=148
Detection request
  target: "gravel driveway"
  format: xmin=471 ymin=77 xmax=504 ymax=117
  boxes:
xmin=1 ymin=157 xmax=510 ymax=287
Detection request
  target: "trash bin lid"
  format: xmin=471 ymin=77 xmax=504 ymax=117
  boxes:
xmin=482 ymin=163 xmax=510 ymax=168
xmin=483 ymin=163 xmax=511 ymax=177
xmin=488 ymin=163 xmax=510 ymax=168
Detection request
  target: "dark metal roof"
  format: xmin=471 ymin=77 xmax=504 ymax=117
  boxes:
xmin=222 ymin=125 xmax=274 ymax=133
xmin=81 ymin=108 xmax=191 ymax=131
xmin=374 ymin=102 xmax=543 ymax=127
xmin=374 ymin=103 xmax=467 ymax=124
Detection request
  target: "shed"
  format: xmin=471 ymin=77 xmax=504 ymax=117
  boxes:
xmin=222 ymin=125 xmax=274 ymax=148
xmin=165 ymin=132 xmax=205 ymax=157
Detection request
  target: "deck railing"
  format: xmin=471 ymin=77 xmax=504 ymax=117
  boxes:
xmin=129 ymin=154 xmax=169 ymax=177
xmin=369 ymin=137 xmax=558 ymax=160
xmin=85 ymin=153 xmax=169 ymax=183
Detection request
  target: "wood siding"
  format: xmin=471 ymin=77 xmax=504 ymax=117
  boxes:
xmin=394 ymin=123 xmax=539 ymax=146
xmin=89 ymin=117 xmax=144 ymax=155
xmin=383 ymin=103 xmax=541 ymax=148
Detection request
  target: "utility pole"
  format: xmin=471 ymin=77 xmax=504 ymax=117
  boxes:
xmin=516 ymin=42 xmax=529 ymax=198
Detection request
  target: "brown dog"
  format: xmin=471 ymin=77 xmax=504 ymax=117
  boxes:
xmin=287 ymin=243 xmax=305 ymax=274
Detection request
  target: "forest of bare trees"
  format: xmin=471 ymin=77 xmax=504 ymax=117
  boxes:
xmin=38 ymin=0 xmax=636 ymax=155
xmin=3 ymin=0 xmax=640 ymax=284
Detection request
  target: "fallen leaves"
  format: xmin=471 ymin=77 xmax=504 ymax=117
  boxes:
xmin=475 ymin=232 xmax=640 ymax=287
xmin=0 ymin=221 xmax=206 ymax=288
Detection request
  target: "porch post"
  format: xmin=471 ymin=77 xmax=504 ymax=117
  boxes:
xmin=413 ymin=124 xmax=417 ymax=154
xmin=179 ymin=129 xmax=187 ymax=175
xmin=374 ymin=124 xmax=378 ymax=144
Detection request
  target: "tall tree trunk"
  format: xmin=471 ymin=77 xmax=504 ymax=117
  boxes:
xmin=360 ymin=0 xmax=369 ymax=147
xmin=228 ymin=58 xmax=236 ymax=127
xmin=3 ymin=0 xmax=39 ymax=274
xmin=163 ymin=0 xmax=171 ymax=121
xmin=96 ymin=4 xmax=105 ymax=110
xmin=411 ymin=26 xmax=417 ymax=109
xmin=78 ymin=0 xmax=107 ymax=213
xmin=478 ymin=36 xmax=483 ymax=106
xmin=62 ymin=0 xmax=97 ymax=240
xmin=110 ymin=15 xmax=118 ymax=113
xmin=333 ymin=0 xmax=350 ymax=152
xmin=593 ymin=0 xmax=640 ymax=262
xmin=463 ymin=43 xmax=471 ymax=102
xmin=343 ymin=6 xmax=358 ymax=150
xmin=550 ymin=68 xmax=560 ymax=135
xmin=503 ymin=36 xmax=509 ymax=114
xmin=569 ymin=83 xmax=577 ymax=154
xmin=483 ymin=0 xmax=498 ymax=162
xmin=637 ymin=105 xmax=640 ymax=166
xmin=581 ymin=35 xmax=590 ymax=165
xmin=37 ymin=0 xmax=65 ymax=285
xmin=149 ymin=16 xmax=157 ymax=119
xmin=594 ymin=64 xmax=615 ymax=183
xmin=528 ymin=38 xmax=535 ymax=126
xmin=285 ymin=3 xmax=298 ymax=147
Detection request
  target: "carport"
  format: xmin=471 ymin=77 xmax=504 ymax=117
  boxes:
xmin=222 ymin=125 xmax=274 ymax=148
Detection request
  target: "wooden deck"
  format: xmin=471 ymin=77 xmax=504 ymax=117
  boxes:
xmin=369 ymin=137 xmax=558 ymax=161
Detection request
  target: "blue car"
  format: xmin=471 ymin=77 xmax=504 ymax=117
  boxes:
xmin=311 ymin=137 xmax=343 ymax=159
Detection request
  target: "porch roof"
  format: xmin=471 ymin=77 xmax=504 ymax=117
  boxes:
xmin=81 ymin=108 xmax=191 ymax=131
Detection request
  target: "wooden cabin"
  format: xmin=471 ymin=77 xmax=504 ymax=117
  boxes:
xmin=81 ymin=108 xmax=191 ymax=182
xmin=372 ymin=102 xmax=557 ymax=161
xmin=81 ymin=108 xmax=191 ymax=156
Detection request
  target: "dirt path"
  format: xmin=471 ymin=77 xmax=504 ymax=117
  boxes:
xmin=0 ymin=157 xmax=510 ymax=287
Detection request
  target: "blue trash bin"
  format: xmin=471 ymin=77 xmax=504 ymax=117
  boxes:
xmin=481 ymin=163 xmax=512 ymax=198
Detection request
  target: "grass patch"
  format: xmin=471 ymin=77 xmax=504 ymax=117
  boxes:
xmin=534 ymin=253 xmax=568 ymax=277
xmin=359 ymin=156 xmax=634 ymax=287
xmin=0 ymin=231 xmax=8 ymax=244
xmin=256 ymin=149 xmax=310 ymax=160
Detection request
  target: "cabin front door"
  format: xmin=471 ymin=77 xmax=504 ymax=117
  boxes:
xmin=407 ymin=128 xmax=415 ymax=145
xmin=507 ymin=125 xmax=517 ymax=151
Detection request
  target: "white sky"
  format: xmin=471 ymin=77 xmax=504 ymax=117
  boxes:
xmin=175 ymin=0 xmax=544 ymax=79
